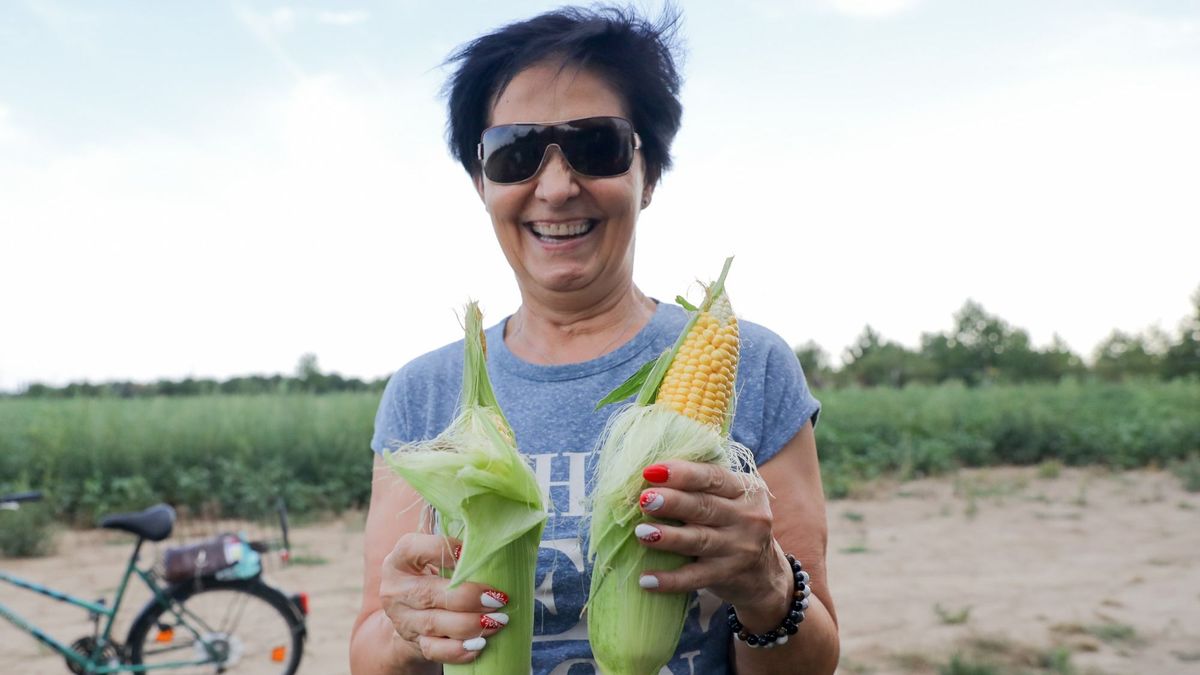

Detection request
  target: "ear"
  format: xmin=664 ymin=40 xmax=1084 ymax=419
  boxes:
xmin=640 ymin=184 xmax=654 ymax=210
xmin=473 ymin=173 xmax=486 ymax=205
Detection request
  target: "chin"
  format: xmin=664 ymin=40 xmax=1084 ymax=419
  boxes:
xmin=530 ymin=264 xmax=595 ymax=293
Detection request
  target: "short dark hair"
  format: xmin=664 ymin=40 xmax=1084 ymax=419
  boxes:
xmin=442 ymin=4 xmax=684 ymax=186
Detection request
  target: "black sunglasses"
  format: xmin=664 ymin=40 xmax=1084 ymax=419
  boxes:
xmin=477 ymin=116 xmax=642 ymax=184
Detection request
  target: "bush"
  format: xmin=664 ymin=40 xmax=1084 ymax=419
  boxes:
xmin=0 ymin=502 xmax=58 ymax=558
xmin=1172 ymin=454 xmax=1200 ymax=493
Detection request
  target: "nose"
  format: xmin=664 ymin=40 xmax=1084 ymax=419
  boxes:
xmin=533 ymin=145 xmax=580 ymax=205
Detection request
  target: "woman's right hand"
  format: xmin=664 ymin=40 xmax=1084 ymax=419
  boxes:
xmin=379 ymin=533 xmax=511 ymax=665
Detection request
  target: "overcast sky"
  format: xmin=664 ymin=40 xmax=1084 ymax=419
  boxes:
xmin=1 ymin=0 xmax=1197 ymax=391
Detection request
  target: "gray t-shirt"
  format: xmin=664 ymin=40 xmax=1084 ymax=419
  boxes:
xmin=371 ymin=301 xmax=820 ymax=675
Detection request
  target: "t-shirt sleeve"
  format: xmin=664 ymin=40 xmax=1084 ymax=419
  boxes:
xmin=370 ymin=370 xmax=409 ymax=455
xmin=754 ymin=331 xmax=821 ymax=466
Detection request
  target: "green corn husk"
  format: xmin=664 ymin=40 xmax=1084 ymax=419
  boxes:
xmin=385 ymin=302 xmax=546 ymax=674
xmin=587 ymin=258 xmax=759 ymax=675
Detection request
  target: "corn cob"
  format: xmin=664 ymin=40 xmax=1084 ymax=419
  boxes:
xmin=385 ymin=302 xmax=545 ymax=675
xmin=587 ymin=258 xmax=757 ymax=675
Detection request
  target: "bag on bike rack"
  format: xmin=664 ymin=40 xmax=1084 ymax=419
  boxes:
xmin=162 ymin=534 xmax=243 ymax=582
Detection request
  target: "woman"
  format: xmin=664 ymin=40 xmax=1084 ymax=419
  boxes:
xmin=350 ymin=6 xmax=838 ymax=674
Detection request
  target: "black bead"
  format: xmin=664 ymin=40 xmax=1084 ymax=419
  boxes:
xmin=764 ymin=630 xmax=778 ymax=642
xmin=746 ymin=634 xmax=759 ymax=646
xmin=785 ymin=553 xmax=795 ymax=563
xmin=785 ymin=623 xmax=799 ymax=635
xmin=788 ymin=611 xmax=802 ymax=623
xmin=737 ymin=631 xmax=748 ymax=641
xmin=791 ymin=598 xmax=804 ymax=611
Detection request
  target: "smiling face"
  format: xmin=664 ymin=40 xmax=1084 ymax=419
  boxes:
xmin=475 ymin=61 xmax=650 ymax=302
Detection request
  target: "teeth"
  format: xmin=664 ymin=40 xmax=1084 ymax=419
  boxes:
xmin=531 ymin=220 xmax=593 ymax=237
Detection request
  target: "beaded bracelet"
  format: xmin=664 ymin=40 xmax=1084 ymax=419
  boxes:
xmin=726 ymin=553 xmax=811 ymax=649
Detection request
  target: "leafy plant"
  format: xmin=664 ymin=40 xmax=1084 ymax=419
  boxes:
xmin=934 ymin=603 xmax=972 ymax=625
xmin=0 ymin=502 xmax=58 ymax=558
xmin=1171 ymin=454 xmax=1200 ymax=493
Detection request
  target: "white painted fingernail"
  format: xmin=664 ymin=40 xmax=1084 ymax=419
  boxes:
xmin=634 ymin=523 xmax=663 ymax=542
xmin=638 ymin=574 xmax=660 ymax=589
xmin=463 ymin=636 xmax=487 ymax=651
xmin=481 ymin=591 xmax=508 ymax=608
xmin=481 ymin=612 xmax=509 ymax=628
xmin=639 ymin=491 xmax=664 ymax=512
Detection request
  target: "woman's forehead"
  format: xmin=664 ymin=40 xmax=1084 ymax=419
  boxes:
xmin=488 ymin=62 xmax=630 ymax=127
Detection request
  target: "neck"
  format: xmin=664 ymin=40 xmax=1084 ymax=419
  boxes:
xmin=506 ymin=276 xmax=656 ymax=365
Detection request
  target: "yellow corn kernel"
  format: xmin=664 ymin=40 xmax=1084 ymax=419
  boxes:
xmin=655 ymin=293 xmax=739 ymax=428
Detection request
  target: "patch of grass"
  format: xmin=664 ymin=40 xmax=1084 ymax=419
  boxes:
xmin=1084 ymin=621 xmax=1138 ymax=644
xmin=934 ymin=603 xmax=972 ymax=625
xmin=0 ymin=503 xmax=58 ymax=558
xmin=1038 ymin=647 xmax=1075 ymax=675
xmin=836 ymin=656 xmax=876 ymax=674
xmin=288 ymin=554 xmax=329 ymax=566
xmin=890 ymin=651 xmax=938 ymax=672
xmin=1037 ymin=460 xmax=1063 ymax=480
xmin=842 ymin=510 xmax=865 ymax=522
xmin=1171 ymin=454 xmax=1200 ymax=493
xmin=1072 ymin=480 xmax=1090 ymax=507
xmin=940 ymin=636 xmax=1081 ymax=675
xmin=840 ymin=543 xmax=871 ymax=554
xmin=939 ymin=654 xmax=1001 ymax=675
xmin=955 ymin=473 xmax=1030 ymax=499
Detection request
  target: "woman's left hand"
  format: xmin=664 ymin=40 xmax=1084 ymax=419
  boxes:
xmin=634 ymin=460 xmax=792 ymax=623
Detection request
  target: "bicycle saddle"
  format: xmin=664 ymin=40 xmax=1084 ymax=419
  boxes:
xmin=99 ymin=503 xmax=176 ymax=542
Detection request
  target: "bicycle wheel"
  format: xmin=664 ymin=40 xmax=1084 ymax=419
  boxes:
xmin=126 ymin=578 xmax=305 ymax=675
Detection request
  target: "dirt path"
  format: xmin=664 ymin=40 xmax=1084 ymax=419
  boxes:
xmin=3 ymin=467 xmax=1198 ymax=674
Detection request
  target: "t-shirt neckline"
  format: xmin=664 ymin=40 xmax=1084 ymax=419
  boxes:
xmin=490 ymin=301 xmax=674 ymax=382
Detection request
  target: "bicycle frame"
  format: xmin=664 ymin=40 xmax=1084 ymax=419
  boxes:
xmin=0 ymin=538 xmax=224 ymax=673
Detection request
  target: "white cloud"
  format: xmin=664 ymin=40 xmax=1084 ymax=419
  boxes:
xmin=0 ymin=103 xmax=19 ymax=144
xmin=1047 ymin=11 xmax=1200 ymax=65
xmin=315 ymin=10 xmax=368 ymax=27
xmin=267 ymin=7 xmax=296 ymax=31
xmin=823 ymin=0 xmax=921 ymax=19
xmin=746 ymin=0 xmax=920 ymax=21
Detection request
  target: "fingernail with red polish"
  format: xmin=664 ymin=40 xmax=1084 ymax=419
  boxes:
xmin=640 ymin=491 xmax=664 ymax=512
xmin=643 ymin=464 xmax=670 ymax=483
xmin=480 ymin=612 xmax=509 ymax=629
xmin=481 ymin=590 xmax=508 ymax=608
xmin=453 ymin=544 xmax=462 ymax=560
xmin=634 ymin=523 xmax=662 ymax=542
xmin=639 ymin=574 xmax=660 ymax=589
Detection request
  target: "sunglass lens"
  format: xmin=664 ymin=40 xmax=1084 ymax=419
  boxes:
xmin=560 ymin=118 xmax=633 ymax=177
xmin=482 ymin=125 xmax=548 ymax=183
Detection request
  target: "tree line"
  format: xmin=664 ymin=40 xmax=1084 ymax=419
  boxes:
xmin=14 ymin=354 xmax=388 ymax=399
xmin=10 ymin=287 xmax=1199 ymax=398
xmin=798 ymin=287 xmax=1200 ymax=388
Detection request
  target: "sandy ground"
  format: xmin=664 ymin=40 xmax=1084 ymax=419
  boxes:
xmin=2 ymin=466 xmax=1198 ymax=674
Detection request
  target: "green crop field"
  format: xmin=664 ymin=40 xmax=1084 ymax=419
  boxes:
xmin=2 ymin=381 xmax=1197 ymax=522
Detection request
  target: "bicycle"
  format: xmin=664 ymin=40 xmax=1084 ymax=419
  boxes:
xmin=0 ymin=491 xmax=308 ymax=674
